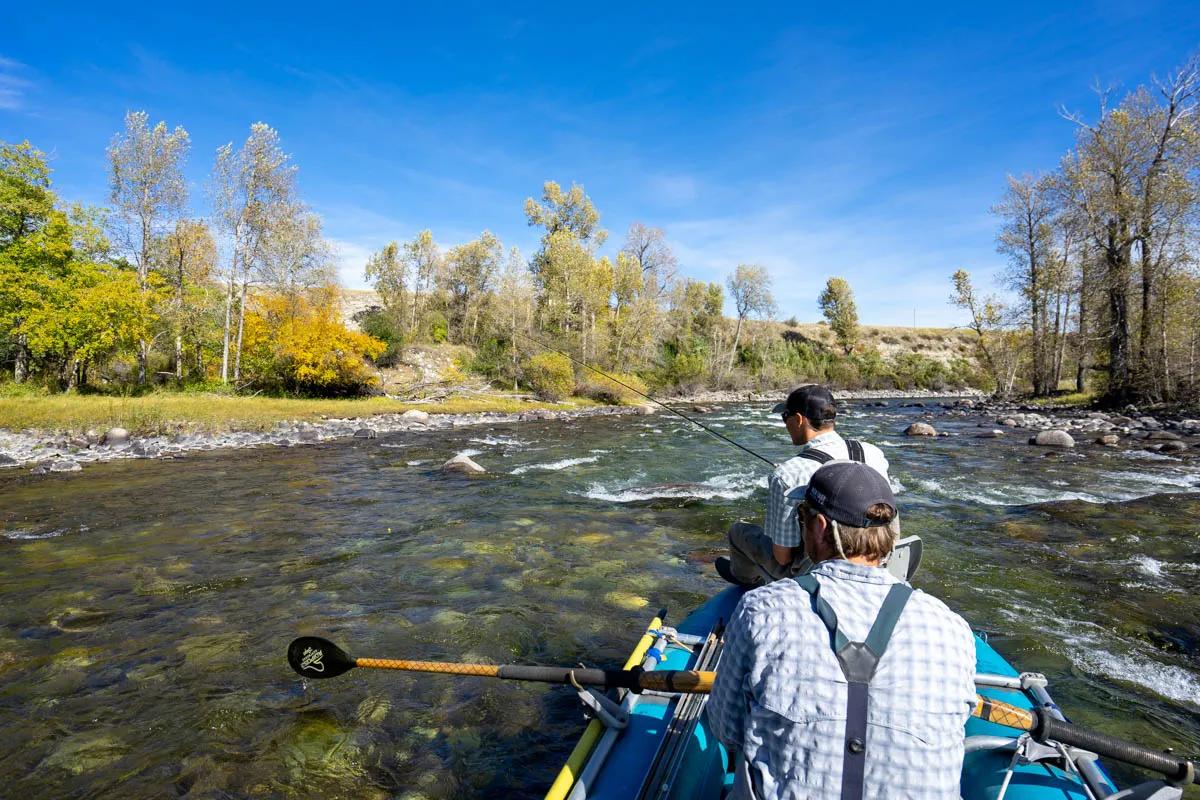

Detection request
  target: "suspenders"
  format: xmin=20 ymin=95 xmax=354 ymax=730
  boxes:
xmin=793 ymin=574 xmax=913 ymax=800
xmin=799 ymin=439 xmax=865 ymax=465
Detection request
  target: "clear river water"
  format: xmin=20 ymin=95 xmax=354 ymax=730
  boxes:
xmin=2 ymin=401 xmax=1199 ymax=798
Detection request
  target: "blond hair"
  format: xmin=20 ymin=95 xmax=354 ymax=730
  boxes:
xmin=804 ymin=502 xmax=898 ymax=561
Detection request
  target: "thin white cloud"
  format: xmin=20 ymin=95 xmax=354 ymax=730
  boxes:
xmin=0 ymin=56 xmax=32 ymax=111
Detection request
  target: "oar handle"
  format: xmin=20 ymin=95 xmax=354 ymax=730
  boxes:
xmin=976 ymin=695 xmax=1199 ymax=786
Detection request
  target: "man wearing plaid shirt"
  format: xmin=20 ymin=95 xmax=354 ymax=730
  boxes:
xmin=717 ymin=385 xmax=889 ymax=586
xmin=707 ymin=462 xmax=976 ymax=799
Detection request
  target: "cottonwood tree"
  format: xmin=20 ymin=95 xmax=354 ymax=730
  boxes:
xmin=155 ymin=219 xmax=216 ymax=381
xmin=492 ymin=246 xmax=534 ymax=388
xmin=951 ymin=269 xmax=1020 ymax=396
xmin=365 ymin=240 xmax=407 ymax=332
xmin=725 ymin=264 xmax=775 ymax=373
xmin=400 ymin=230 xmax=441 ymax=336
xmin=210 ymin=122 xmax=296 ymax=383
xmin=1059 ymin=55 xmax=1200 ymax=403
xmin=440 ymin=231 xmax=502 ymax=343
xmin=621 ymin=222 xmax=677 ymax=297
xmin=817 ymin=277 xmax=860 ymax=355
xmin=993 ymin=174 xmax=1058 ymax=395
xmin=108 ymin=111 xmax=190 ymax=384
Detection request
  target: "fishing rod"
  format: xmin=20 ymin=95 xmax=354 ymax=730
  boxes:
xmin=514 ymin=330 xmax=777 ymax=468
xmin=288 ymin=636 xmax=1200 ymax=786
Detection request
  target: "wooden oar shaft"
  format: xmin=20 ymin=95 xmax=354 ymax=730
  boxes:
xmin=355 ymin=658 xmax=502 ymax=677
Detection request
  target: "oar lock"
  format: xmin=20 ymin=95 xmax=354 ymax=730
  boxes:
xmin=569 ymin=667 xmax=629 ymax=730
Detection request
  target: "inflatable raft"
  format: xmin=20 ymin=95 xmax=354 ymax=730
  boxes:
xmin=544 ymin=585 xmax=1123 ymax=800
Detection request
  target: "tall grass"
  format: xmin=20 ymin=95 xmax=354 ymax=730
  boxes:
xmin=0 ymin=392 xmax=590 ymax=434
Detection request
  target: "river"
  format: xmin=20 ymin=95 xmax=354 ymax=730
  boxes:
xmin=2 ymin=402 xmax=1199 ymax=798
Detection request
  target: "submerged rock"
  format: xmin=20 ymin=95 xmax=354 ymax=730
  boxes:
xmin=40 ymin=731 xmax=128 ymax=775
xmin=353 ymin=428 xmax=377 ymax=439
xmin=1031 ymin=429 xmax=1075 ymax=448
xmin=904 ymin=423 xmax=937 ymax=437
xmin=442 ymin=453 xmax=485 ymax=474
xmin=1158 ymin=440 xmax=1188 ymax=453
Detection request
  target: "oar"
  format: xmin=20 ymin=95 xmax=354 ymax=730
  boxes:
xmin=287 ymin=636 xmax=713 ymax=693
xmin=287 ymin=636 xmax=1199 ymax=786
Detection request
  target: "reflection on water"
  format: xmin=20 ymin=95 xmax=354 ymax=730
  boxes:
xmin=1 ymin=403 xmax=1199 ymax=797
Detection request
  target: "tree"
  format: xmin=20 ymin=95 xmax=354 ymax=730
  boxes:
xmin=993 ymin=174 xmax=1058 ymax=395
xmin=524 ymin=181 xmax=606 ymax=248
xmin=725 ymin=264 xmax=775 ymax=372
xmin=400 ymin=230 xmax=441 ymax=336
xmin=210 ymin=122 xmax=297 ymax=384
xmin=1059 ymin=56 xmax=1200 ymax=404
xmin=108 ymin=111 xmax=190 ymax=384
xmin=620 ymin=223 xmax=676 ymax=296
xmin=440 ymin=231 xmax=502 ymax=342
xmin=365 ymin=241 xmax=407 ymax=331
xmin=817 ymin=277 xmax=860 ymax=354
xmin=155 ymin=219 xmax=216 ymax=381
xmin=950 ymin=269 xmax=1019 ymax=396
xmin=0 ymin=140 xmax=56 ymax=382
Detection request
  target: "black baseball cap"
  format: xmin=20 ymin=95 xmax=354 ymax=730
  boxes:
xmin=802 ymin=461 xmax=896 ymax=528
xmin=771 ymin=385 xmax=836 ymax=424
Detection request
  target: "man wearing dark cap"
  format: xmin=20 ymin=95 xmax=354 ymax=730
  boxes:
xmin=717 ymin=384 xmax=890 ymax=586
xmin=707 ymin=462 xmax=976 ymax=799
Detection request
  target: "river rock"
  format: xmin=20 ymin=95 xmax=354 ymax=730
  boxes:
xmin=976 ymin=430 xmax=1004 ymax=438
xmin=401 ymin=409 xmax=430 ymax=422
xmin=999 ymin=418 xmax=1018 ymax=427
xmin=102 ymin=427 xmax=129 ymax=445
xmin=0 ymin=454 xmax=17 ymax=466
xmin=1158 ymin=440 xmax=1188 ymax=453
xmin=442 ymin=453 xmax=485 ymax=475
xmin=1096 ymin=434 xmax=1120 ymax=446
xmin=904 ymin=423 xmax=937 ymax=437
xmin=48 ymin=460 xmax=82 ymax=473
xmin=1147 ymin=430 xmax=1181 ymax=441
xmin=635 ymin=404 xmax=657 ymax=415
xmin=353 ymin=428 xmax=377 ymax=439
xmin=691 ymin=406 xmax=716 ymax=414
xmin=297 ymin=426 xmax=319 ymax=442
xmin=1030 ymin=429 xmax=1075 ymax=448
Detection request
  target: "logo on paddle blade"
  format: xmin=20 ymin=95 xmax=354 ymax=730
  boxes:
xmin=300 ymin=646 xmax=325 ymax=673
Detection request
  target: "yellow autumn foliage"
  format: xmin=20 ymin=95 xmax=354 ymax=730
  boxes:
xmin=241 ymin=287 xmax=386 ymax=395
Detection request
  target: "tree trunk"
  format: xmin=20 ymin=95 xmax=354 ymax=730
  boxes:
xmin=727 ymin=316 xmax=744 ymax=374
xmin=1104 ymin=227 xmax=1134 ymax=406
xmin=13 ymin=335 xmax=28 ymax=383
xmin=221 ymin=253 xmax=238 ymax=383
xmin=1075 ymin=249 xmax=1090 ymax=394
xmin=234 ymin=280 xmax=248 ymax=382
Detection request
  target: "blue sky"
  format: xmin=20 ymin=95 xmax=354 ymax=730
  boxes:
xmin=3 ymin=2 xmax=1198 ymax=325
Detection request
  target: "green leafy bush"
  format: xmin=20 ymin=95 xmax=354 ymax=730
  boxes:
xmin=576 ymin=370 xmax=649 ymax=404
xmin=522 ymin=352 xmax=574 ymax=400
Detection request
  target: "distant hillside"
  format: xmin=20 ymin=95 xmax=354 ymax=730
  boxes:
xmin=339 ymin=288 xmax=978 ymax=366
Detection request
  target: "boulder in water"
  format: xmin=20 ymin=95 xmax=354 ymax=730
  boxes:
xmin=297 ymin=427 xmax=319 ymax=442
xmin=1030 ymin=429 xmax=1075 ymax=448
xmin=442 ymin=453 xmax=485 ymax=474
xmin=0 ymin=453 xmax=17 ymax=466
xmin=976 ymin=430 xmax=1004 ymax=438
xmin=999 ymin=418 xmax=1018 ymax=427
xmin=1147 ymin=430 xmax=1181 ymax=441
xmin=401 ymin=409 xmax=430 ymax=422
xmin=1158 ymin=440 xmax=1188 ymax=453
xmin=904 ymin=422 xmax=937 ymax=437
xmin=102 ymin=427 xmax=129 ymax=445
xmin=1096 ymin=434 xmax=1120 ymax=446
xmin=635 ymin=404 xmax=657 ymax=415
xmin=48 ymin=460 xmax=82 ymax=473
xmin=353 ymin=428 xmax=377 ymax=439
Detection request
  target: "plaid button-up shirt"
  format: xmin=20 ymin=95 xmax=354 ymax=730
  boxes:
xmin=764 ymin=432 xmax=890 ymax=548
xmin=706 ymin=560 xmax=977 ymax=800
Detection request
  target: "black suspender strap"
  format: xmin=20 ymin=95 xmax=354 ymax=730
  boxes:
xmin=793 ymin=575 xmax=913 ymax=800
xmin=799 ymin=440 xmax=864 ymax=464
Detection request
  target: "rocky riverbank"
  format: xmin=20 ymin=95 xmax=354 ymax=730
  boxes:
xmin=0 ymin=404 xmax=655 ymax=475
xmin=676 ymin=387 xmax=987 ymax=404
xmin=897 ymin=397 xmax=1200 ymax=456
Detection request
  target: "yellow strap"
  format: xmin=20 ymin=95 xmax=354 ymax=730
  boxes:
xmin=543 ymin=610 xmax=665 ymax=800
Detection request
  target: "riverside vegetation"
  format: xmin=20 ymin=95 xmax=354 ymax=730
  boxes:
xmin=5 ymin=54 xmax=1200 ymax=441
xmin=1 ymin=115 xmax=982 ymax=437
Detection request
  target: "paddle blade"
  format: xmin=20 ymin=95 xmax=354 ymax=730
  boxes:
xmin=288 ymin=636 xmax=356 ymax=679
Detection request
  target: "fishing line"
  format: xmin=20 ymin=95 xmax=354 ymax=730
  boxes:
xmin=514 ymin=330 xmax=777 ymax=468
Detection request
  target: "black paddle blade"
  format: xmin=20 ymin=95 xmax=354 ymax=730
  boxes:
xmin=287 ymin=636 xmax=356 ymax=679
